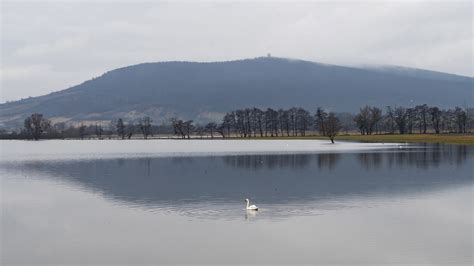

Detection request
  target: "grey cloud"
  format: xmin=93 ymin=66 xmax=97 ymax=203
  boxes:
xmin=1 ymin=1 xmax=472 ymax=102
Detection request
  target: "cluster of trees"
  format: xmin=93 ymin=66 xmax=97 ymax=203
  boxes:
xmin=2 ymin=104 xmax=472 ymax=141
xmin=23 ymin=113 xmax=51 ymax=140
xmin=115 ymin=117 xmax=153 ymax=139
xmin=217 ymin=107 xmax=341 ymax=142
xmin=354 ymin=105 xmax=470 ymax=135
xmin=1 ymin=114 xmax=157 ymax=140
xmin=169 ymin=107 xmax=341 ymax=142
xmin=219 ymin=108 xmax=312 ymax=137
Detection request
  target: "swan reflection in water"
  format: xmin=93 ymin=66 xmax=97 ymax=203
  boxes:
xmin=245 ymin=209 xmax=259 ymax=220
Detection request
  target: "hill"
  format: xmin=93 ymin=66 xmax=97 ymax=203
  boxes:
xmin=1 ymin=57 xmax=472 ymax=129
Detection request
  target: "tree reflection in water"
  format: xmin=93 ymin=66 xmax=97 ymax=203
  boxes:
xmin=1 ymin=144 xmax=471 ymax=212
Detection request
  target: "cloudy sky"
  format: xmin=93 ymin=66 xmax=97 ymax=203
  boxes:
xmin=1 ymin=0 xmax=472 ymax=102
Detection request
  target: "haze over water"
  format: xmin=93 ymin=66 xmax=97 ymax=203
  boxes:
xmin=1 ymin=140 xmax=472 ymax=264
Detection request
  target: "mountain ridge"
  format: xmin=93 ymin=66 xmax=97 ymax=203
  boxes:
xmin=1 ymin=57 xmax=472 ymax=129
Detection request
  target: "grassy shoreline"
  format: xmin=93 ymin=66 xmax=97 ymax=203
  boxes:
xmin=226 ymin=134 xmax=474 ymax=145
xmin=333 ymin=134 xmax=474 ymax=145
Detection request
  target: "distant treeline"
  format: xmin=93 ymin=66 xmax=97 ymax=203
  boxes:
xmin=170 ymin=107 xmax=341 ymax=142
xmin=1 ymin=105 xmax=472 ymax=141
xmin=169 ymin=105 xmax=471 ymax=139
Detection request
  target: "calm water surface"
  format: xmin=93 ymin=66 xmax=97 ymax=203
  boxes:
xmin=1 ymin=140 xmax=472 ymax=264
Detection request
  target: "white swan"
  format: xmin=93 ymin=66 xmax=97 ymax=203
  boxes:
xmin=245 ymin=198 xmax=258 ymax=211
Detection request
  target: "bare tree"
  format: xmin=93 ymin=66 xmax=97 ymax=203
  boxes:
xmin=183 ymin=120 xmax=194 ymax=139
xmin=394 ymin=106 xmax=408 ymax=134
xmin=440 ymin=109 xmax=453 ymax=133
xmin=23 ymin=117 xmax=33 ymax=137
xmin=406 ymin=108 xmax=416 ymax=134
xmin=139 ymin=117 xmax=152 ymax=139
xmin=369 ymin=107 xmax=382 ymax=134
xmin=78 ymin=123 xmax=87 ymax=140
xmin=296 ymin=108 xmax=311 ymax=136
xmin=95 ymin=124 xmax=103 ymax=139
xmin=116 ymin=118 xmax=125 ymax=139
xmin=205 ymin=122 xmax=217 ymax=138
xmin=252 ymin=108 xmax=264 ymax=137
xmin=278 ymin=109 xmax=290 ymax=136
xmin=288 ymin=107 xmax=298 ymax=136
xmin=23 ymin=113 xmax=51 ymax=140
xmin=222 ymin=112 xmax=236 ymax=137
xmin=415 ymin=104 xmax=429 ymax=134
xmin=467 ymin=108 xmax=474 ymax=133
xmin=126 ymin=122 xmax=135 ymax=139
xmin=354 ymin=106 xmax=370 ymax=135
xmin=325 ymin=113 xmax=341 ymax=144
xmin=217 ymin=124 xmax=226 ymax=138
xmin=429 ymin=107 xmax=441 ymax=134
xmin=235 ymin=110 xmax=245 ymax=137
xmin=264 ymin=108 xmax=279 ymax=137
xmin=171 ymin=118 xmax=185 ymax=138
xmin=195 ymin=125 xmax=205 ymax=139
xmin=315 ymin=107 xmax=328 ymax=136
xmin=385 ymin=106 xmax=396 ymax=134
xmin=454 ymin=107 xmax=467 ymax=133
xmin=244 ymin=108 xmax=252 ymax=137
xmin=354 ymin=106 xmax=382 ymax=135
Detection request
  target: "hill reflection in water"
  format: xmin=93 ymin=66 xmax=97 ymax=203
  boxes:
xmin=2 ymin=144 xmax=472 ymax=219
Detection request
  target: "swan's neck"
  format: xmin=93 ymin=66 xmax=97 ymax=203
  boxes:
xmin=246 ymin=201 xmax=249 ymax=208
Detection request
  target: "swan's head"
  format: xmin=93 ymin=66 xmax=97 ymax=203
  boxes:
xmin=244 ymin=198 xmax=249 ymax=202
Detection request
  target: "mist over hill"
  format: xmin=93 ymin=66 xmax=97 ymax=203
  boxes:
xmin=1 ymin=57 xmax=472 ymax=129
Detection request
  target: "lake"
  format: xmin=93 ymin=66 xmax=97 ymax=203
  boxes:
xmin=1 ymin=140 xmax=472 ymax=264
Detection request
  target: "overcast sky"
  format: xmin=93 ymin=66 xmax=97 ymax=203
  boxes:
xmin=1 ymin=0 xmax=472 ymax=102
